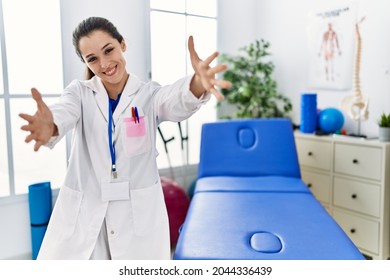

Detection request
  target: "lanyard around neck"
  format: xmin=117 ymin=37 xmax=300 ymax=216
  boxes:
xmin=108 ymin=100 xmax=117 ymax=179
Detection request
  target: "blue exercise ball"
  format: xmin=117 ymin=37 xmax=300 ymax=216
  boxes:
xmin=317 ymin=108 xmax=344 ymax=134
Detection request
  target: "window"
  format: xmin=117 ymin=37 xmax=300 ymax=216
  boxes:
xmin=0 ymin=0 xmax=66 ymax=198
xmin=150 ymin=0 xmax=217 ymax=169
xmin=0 ymin=100 xmax=9 ymax=197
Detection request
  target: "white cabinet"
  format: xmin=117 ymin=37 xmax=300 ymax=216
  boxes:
xmin=295 ymin=132 xmax=390 ymax=260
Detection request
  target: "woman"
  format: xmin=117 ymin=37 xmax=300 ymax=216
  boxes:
xmin=19 ymin=17 xmax=231 ymax=260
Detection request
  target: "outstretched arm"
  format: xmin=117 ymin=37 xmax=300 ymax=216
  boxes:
xmin=188 ymin=36 xmax=232 ymax=100
xmin=19 ymin=88 xmax=58 ymax=152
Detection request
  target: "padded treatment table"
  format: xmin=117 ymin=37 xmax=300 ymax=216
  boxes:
xmin=195 ymin=176 xmax=310 ymax=194
xmin=173 ymin=192 xmax=365 ymax=260
xmin=174 ymin=119 xmax=364 ymax=260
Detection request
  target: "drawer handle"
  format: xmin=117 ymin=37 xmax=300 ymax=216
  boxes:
xmin=352 ymin=159 xmax=359 ymax=164
xmin=307 ymin=183 xmax=312 ymax=188
xmin=351 ymin=194 xmax=357 ymax=199
xmin=308 ymin=152 xmax=313 ymax=156
xmin=350 ymin=228 xmax=356 ymax=234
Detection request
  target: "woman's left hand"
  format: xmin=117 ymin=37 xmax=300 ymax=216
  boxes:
xmin=188 ymin=36 xmax=232 ymax=100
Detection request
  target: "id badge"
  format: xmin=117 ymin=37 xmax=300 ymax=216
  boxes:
xmin=101 ymin=177 xmax=130 ymax=202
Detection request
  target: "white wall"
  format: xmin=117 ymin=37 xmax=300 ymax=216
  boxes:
xmin=219 ymin=0 xmax=390 ymax=137
xmin=258 ymin=0 xmax=390 ymax=137
xmin=217 ymin=0 xmax=258 ymax=118
xmin=0 ymin=197 xmax=35 ymax=259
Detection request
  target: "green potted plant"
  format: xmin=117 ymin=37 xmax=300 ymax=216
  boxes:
xmin=219 ymin=39 xmax=292 ymax=119
xmin=378 ymin=113 xmax=390 ymax=141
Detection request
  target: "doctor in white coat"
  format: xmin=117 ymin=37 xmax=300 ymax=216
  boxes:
xmin=19 ymin=17 xmax=231 ymax=260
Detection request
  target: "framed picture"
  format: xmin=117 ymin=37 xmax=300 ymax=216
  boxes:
xmin=306 ymin=1 xmax=357 ymax=90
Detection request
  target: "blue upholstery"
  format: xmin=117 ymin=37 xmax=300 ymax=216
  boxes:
xmin=174 ymin=119 xmax=364 ymax=260
xmin=174 ymin=192 xmax=364 ymax=260
xmin=195 ymin=176 xmax=310 ymax=193
xmin=174 ymin=192 xmax=365 ymax=260
xmin=198 ymin=118 xmax=301 ymax=179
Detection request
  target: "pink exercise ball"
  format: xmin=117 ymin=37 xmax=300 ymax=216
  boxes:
xmin=161 ymin=177 xmax=190 ymax=247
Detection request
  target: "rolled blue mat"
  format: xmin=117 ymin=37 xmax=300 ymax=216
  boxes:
xmin=300 ymin=93 xmax=317 ymax=133
xmin=28 ymin=182 xmax=52 ymax=260
xmin=30 ymin=225 xmax=48 ymax=260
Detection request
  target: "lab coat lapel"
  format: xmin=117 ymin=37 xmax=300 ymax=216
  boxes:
xmin=84 ymin=76 xmax=110 ymax=123
xmin=113 ymin=75 xmax=141 ymax=124
xmin=82 ymin=75 xmax=141 ymax=125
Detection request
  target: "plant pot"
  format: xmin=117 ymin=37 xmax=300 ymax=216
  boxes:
xmin=378 ymin=127 xmax=390 ymax=142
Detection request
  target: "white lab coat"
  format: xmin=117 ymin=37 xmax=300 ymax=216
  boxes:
xmin=37 ymin=74 xmax=210 ymax=260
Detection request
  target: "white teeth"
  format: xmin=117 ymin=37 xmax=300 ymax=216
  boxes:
xmin=105 ymin=66 xmax=116 ymax=76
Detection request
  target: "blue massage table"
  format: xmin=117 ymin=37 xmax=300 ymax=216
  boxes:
xmin=173 ymin=118 xmax=364 ymax=260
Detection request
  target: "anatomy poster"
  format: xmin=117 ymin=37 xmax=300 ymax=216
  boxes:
xmin=306 ymin=1 xmax=356 ymax=90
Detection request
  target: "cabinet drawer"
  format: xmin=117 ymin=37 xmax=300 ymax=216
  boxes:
xmin=301 ymin=170 xmax=331 ymax=203
xmin=334 ymin=144 xmax=382 ymax=181
xmin=333 ymin=177 xmax=381 ymax=217
xmin=296 ymin=139 xmax=331 ymax=170
xmin=333 ymin=209 xmax=379 ymax=255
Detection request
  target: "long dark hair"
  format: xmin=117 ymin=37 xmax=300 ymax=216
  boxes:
xmin=72 ymin=17 xmax=124 ymax=79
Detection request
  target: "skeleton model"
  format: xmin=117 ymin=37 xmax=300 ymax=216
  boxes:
xmin=340 ymin=17 xmax=368 ymax=135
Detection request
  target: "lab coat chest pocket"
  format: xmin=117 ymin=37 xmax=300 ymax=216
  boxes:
xmin=130 ymin=182 xmax=167 ymax=237
xmin=122 ymin=115 xmax=151 ymax=157
xmin=49 ymin=185 xmax=83 ymax=238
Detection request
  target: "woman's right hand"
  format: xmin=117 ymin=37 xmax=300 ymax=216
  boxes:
xmin=19 ymin=88 xmax=58 ymax=151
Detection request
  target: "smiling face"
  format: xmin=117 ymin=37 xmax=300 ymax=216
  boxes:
xmin=78 ymin=30 xmax=128 ymax=96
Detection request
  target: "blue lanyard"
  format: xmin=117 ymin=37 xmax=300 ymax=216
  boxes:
xmin=108 ymin=100 xmax=117 ymax=179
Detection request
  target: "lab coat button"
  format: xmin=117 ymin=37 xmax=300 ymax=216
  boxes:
xmin=110 ymin=230 xmax=115 ymax=235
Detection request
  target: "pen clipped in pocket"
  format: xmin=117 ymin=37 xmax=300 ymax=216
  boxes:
xmin=122 ymin=116 xmax=150 ymax=157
